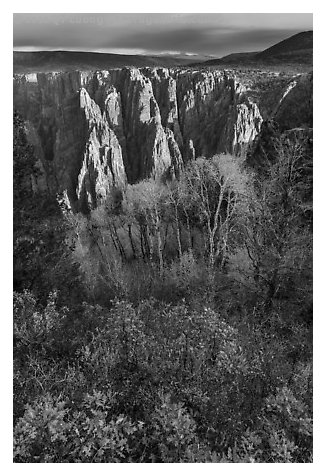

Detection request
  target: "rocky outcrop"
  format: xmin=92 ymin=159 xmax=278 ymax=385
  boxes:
xmin=77 ymin=88 xmax=126 ymax=211
xmin=175 ymin=70 xmax=263 ymax=159
xmin=13 ymin=67 xmax=267 ymax=212
xmin=142 ymin=68 xmax=183 ymax=147
xmin=247 ymin=72 xmax=313 ymax=169
xmin=273 ymin=72 xmax=313 ymax=131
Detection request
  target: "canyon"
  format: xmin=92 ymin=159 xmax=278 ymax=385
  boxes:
xmin=13 ymin=67 xmax=310 ymax=213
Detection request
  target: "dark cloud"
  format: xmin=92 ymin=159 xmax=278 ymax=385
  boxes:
xmin=103 ymin=27 xmax=208 ymax=52
xmin=103 ymin=26 xmax=307 ymax=56
xmin=197 ymin=27 xmax=306 ymax=54
xmin=13 ymin=13 xmax=313 ymax=56
xmin=13 ymin=15 xmax=109 ymax=49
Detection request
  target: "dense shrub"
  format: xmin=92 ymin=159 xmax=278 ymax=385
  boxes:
xmin=13 ymin=120 xmax=312 ymax=462
xmin=13 ymin=292 xmax=312 ymax=462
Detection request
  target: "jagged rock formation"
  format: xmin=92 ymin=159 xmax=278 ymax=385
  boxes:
xmin=78 ymin=88 xmax=126 ymax=211
xmin=273 ymin=72 xmax=313 ymax=131
xmin=247 ymin=72 xmax=313 ymax=169
xmin=14 ymin=67 xmax=266 ymax=212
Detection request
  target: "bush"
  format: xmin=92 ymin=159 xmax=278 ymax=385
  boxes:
xmin=13 ymin=391 xmax=145 ymax=463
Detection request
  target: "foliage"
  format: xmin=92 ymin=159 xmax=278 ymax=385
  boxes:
xmin=13 ymin=292 xmax=312 ymax=462
xmin=13 ymin=113 xmax=83 ymax=305
xmin=13 ymin=128 xmax=312 ymax=462
xmin=241 ymin=133 xmax=313 ymax=313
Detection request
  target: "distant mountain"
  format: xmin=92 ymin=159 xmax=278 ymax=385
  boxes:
xmin=13 ymin=31 xmax=313 ymax=74
xmin=202 ymin=52 xmax=258 ymax=66
xmin=256 ymin=30 xmax=312 ymax=60
xmin=13 ymin=50 xmax=207 ymax=73
xmin=193 ymin=31 xmax=313 ymax=68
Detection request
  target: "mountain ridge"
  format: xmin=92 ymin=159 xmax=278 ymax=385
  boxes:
xmin=13 ymin=50 xmax=210 ymax=73
xmin=193 ymin=30 xmax=313 ymax=68
xmin=256 ymin=30 xmax=312 ymax=59
xmin=14 ymin=31 xmax=313 ymax=74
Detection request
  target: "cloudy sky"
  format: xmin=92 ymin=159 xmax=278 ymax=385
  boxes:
xmin=13 ymin=13 xmax=313 ymax=57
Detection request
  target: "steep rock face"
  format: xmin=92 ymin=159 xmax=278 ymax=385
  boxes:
xmin=13 ymin=67 xmax=266 ymax=212
xmin=247 ymin=72 xmax=313 ymax=168
xmin=77 ymin=88 xmax=126 ymax=211
xmin=142 ymin=68 xmax=183 ymax=146
xmin=14 ymin=72 xmax=91 ymax=210
xmin=109 ymin=68 xmax=175 ymax=183
xmin=23 ymin=120 xmax=48 ymax=193
xmin=175 ymin=70 xmax=263 ymax=159
xmin=273 ymin=72 xmax=313 ymax=131
xmin=232 ymin=99 xmax=263 ymax=155
xmin=14 ymin=71 xmax=126 ymax=212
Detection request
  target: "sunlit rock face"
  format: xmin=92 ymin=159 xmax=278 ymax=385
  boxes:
xmin=13 ymin=67 xmax=266 ymax=212
xmin=77 ymin=88 xmax=126 ymax=211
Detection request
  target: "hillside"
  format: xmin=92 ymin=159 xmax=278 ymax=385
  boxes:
xmin=195 ymin=30 xmax=313 ymax=70
xmin=14 ymin=31 xmax=313 ymax=74
xmin=13 ymin=50 xmax=207 ymax=73
xmin=256 ymin=30 xmax=313 ymax=60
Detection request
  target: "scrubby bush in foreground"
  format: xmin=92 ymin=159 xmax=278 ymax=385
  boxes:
xmin=13 ymin=294 xmax=312 ymax=462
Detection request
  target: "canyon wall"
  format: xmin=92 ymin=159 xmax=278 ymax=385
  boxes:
xmin=14 ymin=68 xmax=264 ymax=212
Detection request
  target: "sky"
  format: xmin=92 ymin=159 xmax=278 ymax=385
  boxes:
xmin=13 ymin=13 xmax=313 ymax=58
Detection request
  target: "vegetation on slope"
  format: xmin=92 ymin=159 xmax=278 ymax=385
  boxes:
xmin=13 ymin=111 xmax=313 ymax=462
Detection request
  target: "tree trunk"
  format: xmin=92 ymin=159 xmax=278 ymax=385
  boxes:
xmin=128 ymin=224 xmax=137 ymax=259
xmin=112 ymin=222 xmax=126 ymax=261
xmin=155 ymin=208 xmax=164 ymax=276
xmin=174 ymin=205 xmax=182 ymax=260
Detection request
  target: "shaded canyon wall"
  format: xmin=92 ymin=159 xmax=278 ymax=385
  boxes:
xmin=14 ymin=68 xmax=264 ymax=212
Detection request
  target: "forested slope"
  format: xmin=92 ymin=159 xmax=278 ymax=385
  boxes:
xmin=13 ymin=66 xmax=313 ymax=463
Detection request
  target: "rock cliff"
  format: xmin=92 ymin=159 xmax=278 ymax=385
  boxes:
xmin=14 ymin=67 xmax=266 ymax=212
xmin=247 ymin=72 xmax=313 ymax=169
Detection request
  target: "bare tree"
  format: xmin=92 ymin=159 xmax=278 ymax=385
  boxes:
xmin=243 ymin=134 xmax=312 ymax=310
xmin=180 ymin=155 xmax=249 ymax=276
